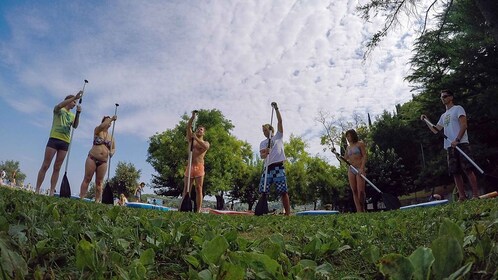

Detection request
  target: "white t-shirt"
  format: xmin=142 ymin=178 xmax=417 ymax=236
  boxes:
xmin=437 ymin=105 xmax=469 ymax=149
xmin=260 ymin=131 xmax=286 ymax=165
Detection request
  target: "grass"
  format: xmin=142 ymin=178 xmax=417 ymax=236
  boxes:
xmin=1 ymin=186 xmax=497 ymax=279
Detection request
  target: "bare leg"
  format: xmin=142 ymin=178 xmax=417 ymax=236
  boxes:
xmin=49 ymin=150 xmax=68 ymax=196
xmin=348 ymin=170 xmax=362 ymax=212
xmin=36 ymin=147 xmax=57 ymax=194
xmin=465 ymin=170 xmax=479 ymax=197
xmin=281 ymin=192 xmax=291 ymax=216
xmin=453 ymin=174 xmax=466 ymax=201
xmin=79 ymin=156 xmax=96 ymax=198
xmin=194 ymin=176 xmax=204 ymax=212
xmin=356 ymin=174 xmax=366 ymax=212
xmin=94 ymin=162 xmax=108 ymax=203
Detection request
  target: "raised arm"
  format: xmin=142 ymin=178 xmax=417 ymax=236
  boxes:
xmin=186 ymin=111 xmax=197 ymax=140
xmin=271 ymin=102 xmax=283 ymax=133
xmin=54 ymin=91 xmax=82 ymax=112
xmin=420 ymin=114 xmax=442 ymax=134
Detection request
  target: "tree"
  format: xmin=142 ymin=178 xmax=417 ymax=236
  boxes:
xmin=0 ymin=160 xmax=26 ymax=187
xmin=147 ymin=109 xmax=253 ymax=209
xmin=109 ymin=161 xmax=142 ymax=198
xmin=357 ymin=0 xmax=498 ymax=57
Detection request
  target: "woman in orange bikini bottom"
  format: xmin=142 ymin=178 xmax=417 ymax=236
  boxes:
xmin=184 ymin=163 xmax=205 ymax=178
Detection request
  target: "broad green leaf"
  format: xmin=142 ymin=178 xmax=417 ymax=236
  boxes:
xmin=408 ymin=247 xmax=434 ymax=280
xmin=184 ymin=254 xmax=201 ymax=269
xmin=361 ymin=245 xmax=380 ymax=264
xmin=379 ymin=253 xmax=414 ymax=280
xmin=438 ymin=219 xmax=464 ymax=246
xmin=218 ymin=262 xmax=245 ymax=280
xmin=0 ymin=233 xmax=28 ymax=278
xmin=299 ymin=259 xmax=317 ymax=268
xmin=140 ymin=248 xmax=155 ymax=266
xmin=75 ymin=239 xmax=95 ymax=271
xmin=201 ymin=235 xmax=228 ymax=265
xmin=198 ymin=269 xmax=213 ymax=280
xmin=446 ymin=262 xmax=473 ymax=280
xmin=431 ymin=236 xmax=463 ymax=279
xmin=264 ymin=241 xmax=282 ymax=259
xmin=0 ymin=216 xmax=8 ymax=231
xmin=129 ymin=261 xmax=147 ymax=279
xmin=315 ymin=262 xmax=334 ymax=275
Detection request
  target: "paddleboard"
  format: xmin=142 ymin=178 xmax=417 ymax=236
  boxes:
xmin=126 ymin=202 xmax=174 ymax=212
xmin=400 ymin=199 xmax=449 ymax=210
xmin=208 ymin=209 xmax=254 ymax=215
xmin=54 ymin=193 xmax=92 ymax=202
xmin=295 ymin=210 xmax=339 ymax=216
xmin=479 ymin=191 xmax=498 ymax=199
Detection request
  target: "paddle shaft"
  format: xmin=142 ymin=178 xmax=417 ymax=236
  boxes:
xmin=422 ymin=118 xmax=485 ymax=174
xmin=186 ymin=113 xmax=198 ymax=193
xmin=332 ymin=149 xmax=383 ymax=194
xmin=63 ymin=82 xmax=87 ymax=173
xmin=262 ymin=106 xmax=275 ymax=193
xmin=107 ymin=104 xmax=119 ymax=181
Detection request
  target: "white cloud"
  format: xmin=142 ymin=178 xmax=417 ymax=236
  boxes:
xmin=0 ymin=0 xmax=430 ymax=188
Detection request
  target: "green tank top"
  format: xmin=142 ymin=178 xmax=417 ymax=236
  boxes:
xmin=49 ymin=107 xmax=75 ymax=143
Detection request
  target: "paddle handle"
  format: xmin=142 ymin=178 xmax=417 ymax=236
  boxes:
xmin=422 ymin=118 xmax=484 ymax=174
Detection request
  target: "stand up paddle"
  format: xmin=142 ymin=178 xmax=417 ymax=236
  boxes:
xmin=332 ymin=148 xmax=401 ymax=210
xmin=422 ymin=117 xmax=498 ymax=184
xmin=180 ymin=110 xmax=198 ymax=212
xmin=255 ymin=103 xmax=276 ymax=216
xmin=60 ymin=79 xmax=88 ymax=198
xmin=102 ymin=104 xmax=119 ymax=204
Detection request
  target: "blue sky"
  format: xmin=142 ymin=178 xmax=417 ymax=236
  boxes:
xmin=0 ymin=0 xmax=429 ymax=195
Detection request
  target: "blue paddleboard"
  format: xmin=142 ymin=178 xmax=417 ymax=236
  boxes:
xmin=126 ymin=202 xmax=174 ymax=212
xmin=295 ymin=210 xmax=339 ymax=216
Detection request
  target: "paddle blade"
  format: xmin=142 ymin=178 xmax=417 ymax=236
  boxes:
xmin=102 ymin=182 xmax=114 ymax=204
xmin=254 ymin=193 xmax=269 ymax=216
xmin=180 ymin=193 xmax=193 ymax=212
xmin=59 ymin=173 xmax=71 ymax=198
xmin=382 ymin=192 xmax=401 ymax=210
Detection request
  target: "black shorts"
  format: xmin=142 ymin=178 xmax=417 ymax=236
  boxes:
xmin=447 ymin=144 xmax=474 ymax=175
xmin=46 ymin=137 xmax=70 ymax=151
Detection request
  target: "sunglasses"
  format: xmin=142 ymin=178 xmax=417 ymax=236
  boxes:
xmin=441 ymin=95 xmax=451 ymax=98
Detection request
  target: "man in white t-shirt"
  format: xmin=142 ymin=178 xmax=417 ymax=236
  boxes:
xmin=259 ymin=102 xmax=291 ymax=215
xmin=421 ymin=89 xmax=479 ymax=201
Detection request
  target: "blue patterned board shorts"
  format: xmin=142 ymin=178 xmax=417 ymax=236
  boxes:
xmin=259 ymin=162 xmax=288 ymax=194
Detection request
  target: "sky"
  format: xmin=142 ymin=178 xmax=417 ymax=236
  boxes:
xmin=0 ymin=0 xmax=430 ymax=195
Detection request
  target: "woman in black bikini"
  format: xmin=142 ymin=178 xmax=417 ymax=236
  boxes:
xmin=344 ymin=129 xmax=367 ymax=212
xmin=79 ymin=115 xmax=117 ymax=202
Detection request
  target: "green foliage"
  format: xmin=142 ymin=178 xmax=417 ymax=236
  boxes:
xmin=2 ymin=187 xmax=498 ymax=278
xmin=0 ymin=160 xmax=26 ymax=186
xmin=367 ymin=145 xmax=415 ymax=197
xmin=147 ymin=109 xmax=252 ymax=203
xmin=109 ymin=161 xmax=142 ymax=197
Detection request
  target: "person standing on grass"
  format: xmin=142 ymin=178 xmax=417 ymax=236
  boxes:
xmin=78 ymin=115 xmax=117 ymax=202
xmin=344 ymin=129 xmax=367 ymax=213
xmin=421 ymin=89 xmax=479 ymax=201
xmin=181 ymin=111 xmax=210 ymax=213
xmin=35 ymin=92 xmax=83 ymax=195
xmin=259 ymin=102 xmax=291 ymax=216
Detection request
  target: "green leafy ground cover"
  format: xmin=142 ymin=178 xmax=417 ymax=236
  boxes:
xmin=1 ymin=187 xmax=497 ymax=279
